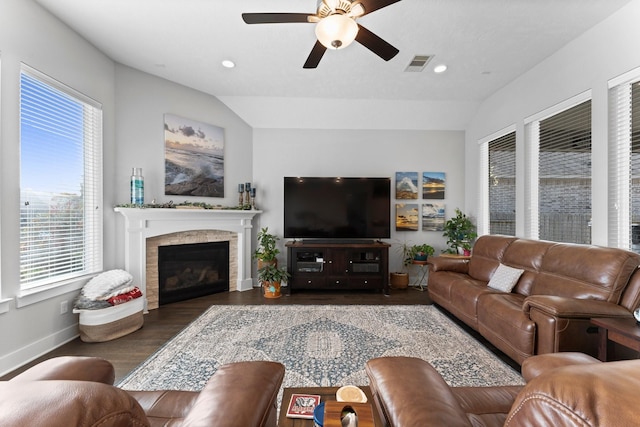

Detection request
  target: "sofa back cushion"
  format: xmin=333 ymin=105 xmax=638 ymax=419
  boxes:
xmin=0 ymin=380 xmax=150 ymax=427
xmin=468 ymin=235 xmax=517 ymax=281
xmin=501 ymin=239 xmax=554 ymax=296
xmin=531 ymin=243 xmax=640 ymax=303
xmin=506 ymin=360 xmax=640 ymax=426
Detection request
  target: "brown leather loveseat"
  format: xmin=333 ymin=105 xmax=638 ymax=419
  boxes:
xmin=428 ymin=235 xmax=640 ymax=364
xmin=0 ymin=356 xmax=285 ymax=427
xmin=366 ymin=352 xmax=639 ymax=427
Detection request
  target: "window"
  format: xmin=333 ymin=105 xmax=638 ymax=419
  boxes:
xmin=525 ymin=95 xmax=592 ymax=243
xmin=609 ymin=69 xmax=640 ymax=252
xmin=480 ymin=130 xmax=516 ymax=236
xmin=19 ymin=65 xmax=102 ymax=290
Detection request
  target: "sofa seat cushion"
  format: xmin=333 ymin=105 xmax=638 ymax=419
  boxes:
xmin=478 ymin=293 xmax=535 ymax=364
xmin=430 ymin=271 xmax=495 ymax=329
xmin=452 ymin=386 xmax=523 ymax=427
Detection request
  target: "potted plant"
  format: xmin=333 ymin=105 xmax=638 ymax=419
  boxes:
xmin=389 ymin=241 xmax=411 ymax=289
xmin=253 ymin=227 xmax=280 ymax=269
xmin=405 ymin=244 xmax=435 ymax=263
xmin=257 ymin=264 xmax=291 ymax=298
xmin=390 ymin=242 xmax=434 ymax=289
xmin=442 ymin=208 xmax=478 ymax=255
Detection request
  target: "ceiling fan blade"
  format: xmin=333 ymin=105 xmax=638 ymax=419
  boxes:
xmin=355 ymin=24 xmax=399 ymax=61
xmin=242 ymin=13 xmax=314 ymax=24
xmin=303 ymin=41 xmax=327 ymax=69
xmin=359 ymin=0 xmax=402 ymax=16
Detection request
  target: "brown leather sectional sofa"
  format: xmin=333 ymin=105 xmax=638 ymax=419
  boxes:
xmin=0 ymin=356 xmax=285 ymax=427
xmin=428 ymin=235 xmax=640 ymax=364
xmin=366 ymin=352 xmax=639 ymax=427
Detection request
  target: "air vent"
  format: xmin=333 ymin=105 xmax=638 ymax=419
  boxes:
xmin=404 ymin=55 xmax=433 ymax=72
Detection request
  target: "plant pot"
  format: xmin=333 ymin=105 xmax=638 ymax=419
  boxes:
xmin=390 ymin=272 xmax=409 ymax=289
xmin=262 ymin=281 xmax=282 ymax=298
xmin=257 ymin=258 xmax=277 ymax=270
xmin=413 ymin=254 xmax=428 ymax=262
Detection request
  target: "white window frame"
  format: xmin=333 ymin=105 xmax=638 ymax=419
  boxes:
xmin=608 ymin=66 xmax=640 ymax=250
xmin=17 ymin=64 xmax=103 ymax=306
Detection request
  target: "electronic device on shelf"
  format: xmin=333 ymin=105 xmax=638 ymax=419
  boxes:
xmin=283 ymin=177 xmax=391 ymax=240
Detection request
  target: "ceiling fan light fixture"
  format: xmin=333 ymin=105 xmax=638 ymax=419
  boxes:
xmin=315 ymin=14 xmax=359 ymax=50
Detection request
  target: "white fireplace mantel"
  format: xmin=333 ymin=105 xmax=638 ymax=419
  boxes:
xmin=114 ymin=207 xmax=261 ymax=307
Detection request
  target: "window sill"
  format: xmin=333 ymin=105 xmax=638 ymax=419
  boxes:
xmin=16 ymin=275 xmax=93 ymax=308
xmin=0 ymin=298 xmax=11 ymax=314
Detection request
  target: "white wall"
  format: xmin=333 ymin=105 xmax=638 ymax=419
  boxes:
xmin=465 ymin=0 xmax=640 ymax=245
xmin=0 ymin=0 xmax=115 ymax=375
xmin=252 ymin=129 xmax=465 ymax=273
xmin=112 ymin=65 xmax=254 ymax=267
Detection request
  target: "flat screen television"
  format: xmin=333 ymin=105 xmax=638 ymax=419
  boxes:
xmin=284 ymin=177 xmax=391 ymax=240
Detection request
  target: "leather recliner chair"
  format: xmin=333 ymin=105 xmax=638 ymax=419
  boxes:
xmin=0 ymin=356 xmax=285 ymax=427
xmin=366 ymin=352 xmax=639 ymax=427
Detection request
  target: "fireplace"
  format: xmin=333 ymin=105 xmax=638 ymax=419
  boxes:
xmin=114 ymin=207 xmax=260 ymax=312
xmin=158 ymin=241 xmax=229 ymax=305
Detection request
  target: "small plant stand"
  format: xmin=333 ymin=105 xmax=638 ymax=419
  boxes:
xmin=410 ymin=260 xmax=429 ymax=291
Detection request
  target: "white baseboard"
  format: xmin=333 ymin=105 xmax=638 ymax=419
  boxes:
xmin=0 ymin=324 xmax=79 ymax=377
xmin=237 ymin=278 xmax=254 ymax=292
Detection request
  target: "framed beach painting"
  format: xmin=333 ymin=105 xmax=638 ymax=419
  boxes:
xmin=395 ymin=172 xmax=418 ymax=199
xmin=422 ymin=203 xmax=445 ymax=231
xmin=396 ymin=203 xmax=419 ymax=231
xmin=422 ymin=172 xmax=445 ymax=199
xmin=164 ymin=114 xmax=225 ymax=197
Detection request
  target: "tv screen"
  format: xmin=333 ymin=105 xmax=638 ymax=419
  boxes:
xmin=284 ymin=177 xmax=391 ymax=240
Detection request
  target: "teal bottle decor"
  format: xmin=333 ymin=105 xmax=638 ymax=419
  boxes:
xmin=130 ymin=168 xmax=144 ymax=205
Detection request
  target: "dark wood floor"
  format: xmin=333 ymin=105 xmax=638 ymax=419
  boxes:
xmin=2 ymin=286 xmax=433 ymax=382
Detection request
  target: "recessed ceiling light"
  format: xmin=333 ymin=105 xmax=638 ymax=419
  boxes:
xmin=222 ymin=60 xmax=235 ymax=68
xmin=434 ymin=64 xmax=447 ymax=73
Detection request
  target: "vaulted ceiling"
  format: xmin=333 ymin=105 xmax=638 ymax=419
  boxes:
xmin=35 ymin=0 xmax=632 ymax=129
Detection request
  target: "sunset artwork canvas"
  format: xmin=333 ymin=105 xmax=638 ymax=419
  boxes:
xmin=422 ymin=172 xmax=445 ymax=199
xmin=396 ymin=172 xmax=418 ymax=199
xmin=164 ymin=114 xmax=225 ymax=198
xmin=396 ymin=203 xmax=419 ymax=231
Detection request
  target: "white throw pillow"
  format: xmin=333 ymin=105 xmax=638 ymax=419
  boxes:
xmin=487 ymin=263 xmax=524 ymax=293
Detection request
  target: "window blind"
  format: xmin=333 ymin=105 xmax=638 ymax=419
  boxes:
xmin=609 ymin=74 xmax=640 ymax=251
xmin=537 ymin=100 xmax=592 ymax=244
xmin=488 ymin=131 xmax=516 ymax=236
xmin=19 ymin=66 xmax=103 ymax=289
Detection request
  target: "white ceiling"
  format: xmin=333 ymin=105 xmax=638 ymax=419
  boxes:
xmin=34 ymin=0 xmax=632 ymax=129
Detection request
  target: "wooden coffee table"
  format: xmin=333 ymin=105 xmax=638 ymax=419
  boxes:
xmin=279 ymin=386 xmax=382 ymax=427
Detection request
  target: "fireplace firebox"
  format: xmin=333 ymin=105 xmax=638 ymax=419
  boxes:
xmin=158 ymin=241 xmax=229 ymax=305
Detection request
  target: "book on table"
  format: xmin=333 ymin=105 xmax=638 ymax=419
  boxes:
xmin=285 ymin=393 xmax=321 ymax=419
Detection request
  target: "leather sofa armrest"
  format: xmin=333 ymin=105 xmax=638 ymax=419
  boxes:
xmin=366 ymin=357 xmax=472 ymax=427
xmin=181 ymin=361 xmax=285 ymax=427
xmin=521 ymin=352 xmax=601 ymax=382
xmin=522 ymin=295 xmax=632 ymax=319
xmin=9 ymin=356 xmax=115 ymax=384
xmin=429 ymin=256 xmax=470 ymax=273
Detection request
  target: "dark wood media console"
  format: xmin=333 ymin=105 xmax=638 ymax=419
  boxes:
xmin=286 ymin=241 xmax=390 ymax=295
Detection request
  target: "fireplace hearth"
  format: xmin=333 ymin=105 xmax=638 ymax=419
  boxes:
xmin=158 ymin=241 xmax=229 ymax=305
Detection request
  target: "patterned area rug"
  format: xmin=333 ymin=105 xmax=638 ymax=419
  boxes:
xmin=118 ymin=305 xmax=523 ymax=392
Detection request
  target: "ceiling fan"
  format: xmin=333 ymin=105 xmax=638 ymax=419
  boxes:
xmin=242 ymin=0 xmax=402 ymax=69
